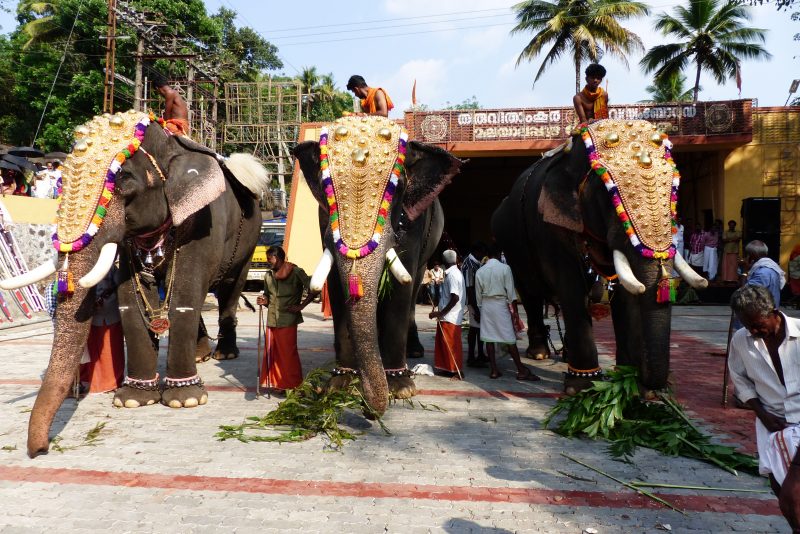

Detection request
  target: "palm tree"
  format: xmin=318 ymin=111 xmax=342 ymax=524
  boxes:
xmin=644 ymin=72 xmax=695 ymax=102
xmin=640 ymin=0 xmax=771 ymax=102
xmin=316 ymin=73 xmax=336 ymax=106
xmin=511 ymin=0 xmax=649 ymax=93
xmin=17 ymin=1 xmax=61 ymax=49
xmin=299 ymin=66 xmax=319 ymax=120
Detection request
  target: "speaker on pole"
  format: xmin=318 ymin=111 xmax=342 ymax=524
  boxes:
xmin=741 ymin=197 xmax=780 ymax=263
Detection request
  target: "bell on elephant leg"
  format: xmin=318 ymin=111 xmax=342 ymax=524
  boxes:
xmin=143 ymin=251 xmax=153 ymax=266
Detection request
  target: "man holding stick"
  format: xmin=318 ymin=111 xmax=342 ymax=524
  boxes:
xmin=429 ymin=249 xmax=465 ymax=379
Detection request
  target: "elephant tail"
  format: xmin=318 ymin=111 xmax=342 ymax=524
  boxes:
xmin=225 ymin=154 xmax=270 ymax=198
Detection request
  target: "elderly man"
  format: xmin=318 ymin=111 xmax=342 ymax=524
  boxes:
xmin=729 ymin=285 xmax=800 ymax=531
xmin=475 ymin=244 xmax=539 ymax=381
xmin=743 ymin=240 xmax=786 ymax=308
xmin=429 ymin=249 xmax=465 ymax=378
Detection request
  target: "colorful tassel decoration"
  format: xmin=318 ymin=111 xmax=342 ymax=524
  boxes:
xmin=347 ymin=261 xmax=364 ymax=304
xmin=656 ymin=260 xmax=676 ymax=303
xmin=57 ymin=254 xmax=74 ymax=296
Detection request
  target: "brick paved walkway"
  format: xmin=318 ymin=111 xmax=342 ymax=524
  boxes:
xmin=0 ymin=299 xmax=790 ymax=533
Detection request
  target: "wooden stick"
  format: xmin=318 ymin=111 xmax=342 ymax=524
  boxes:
xmin=561 ymin=453 xmax=686 ymax=515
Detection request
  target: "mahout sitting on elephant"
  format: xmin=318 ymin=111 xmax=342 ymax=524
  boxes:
xmin=293 ymin=115 xmax=462 ymax=414
xmin=492 ymin=119 xmax=707 ymax=394
xmin=1 ymin=110 xmax=268 ymax=457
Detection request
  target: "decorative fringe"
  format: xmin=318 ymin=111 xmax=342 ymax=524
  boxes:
xmin=347 ymin=262 xmax=364 ymax=304
xmin=57 ymin=254 xmax=74 ymax=296
xmin=656 ymin=260 xmax=676 ymax=303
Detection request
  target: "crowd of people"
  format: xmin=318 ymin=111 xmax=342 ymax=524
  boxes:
xmin=0 ymin=160 xmax=61 ymax=198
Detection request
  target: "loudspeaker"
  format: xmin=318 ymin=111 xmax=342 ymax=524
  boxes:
xmin=741 ymin=197 xmax=780 ymax=262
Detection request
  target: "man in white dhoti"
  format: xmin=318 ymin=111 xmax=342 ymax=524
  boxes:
xmin=475 ymin=245 xmax=539 ymax=382
xmin=729 ymin=285 xmax=800 ymax=531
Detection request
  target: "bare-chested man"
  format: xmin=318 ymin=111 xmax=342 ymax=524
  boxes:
xmin=346 ymin=75 xmax=394 ymax=117
xmin=153 ymin=76 xmax=190 ymax=135
xmin=573 ymin=63 xmax=609 ymax=124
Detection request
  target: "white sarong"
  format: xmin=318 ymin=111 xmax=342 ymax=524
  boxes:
xmin=756 ymin=419 xmax=800 ymax=485
xmin=479 ymin=297 xmax=516 ymax=344
xmin=688 ymin=250 xmax=704 ymax=268
xmin=703 ymin=246 xmax=718 ymax=280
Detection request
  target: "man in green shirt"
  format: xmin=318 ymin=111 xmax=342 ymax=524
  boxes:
xmin=255 ymin=247 xmax=317 ymax=391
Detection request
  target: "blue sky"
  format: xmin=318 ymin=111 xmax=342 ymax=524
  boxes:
xmin=2 ymin=1 xmax=795 ymax=116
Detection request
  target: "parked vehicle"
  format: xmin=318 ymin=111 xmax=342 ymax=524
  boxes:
xmin=246 ymin=217 xmax=286 ymax=290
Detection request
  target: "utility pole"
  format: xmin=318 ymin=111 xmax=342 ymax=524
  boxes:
xmin=102 ymin=0 xmax=118 ymax=113
xmin=133 ymin=34 xmax=144 ymax=110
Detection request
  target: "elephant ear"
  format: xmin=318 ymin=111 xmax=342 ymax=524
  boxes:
xmin=538 ymin=136 xmax=587 ymax=233
xmin=165 ymin=148 xmax=226 ymax=226
xmin=293 ymin=141 xmax=326 ymax=208
xmin=402 ymin=141 xmax=462 ymax=221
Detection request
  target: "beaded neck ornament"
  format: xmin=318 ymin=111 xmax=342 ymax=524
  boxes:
xmin=52 ymin=110 xmax=150 ymax=294
xmin=580 ymin=119 xmax=681 ymax=303
xmin=319 ymin=116 xmax=407 ymax=303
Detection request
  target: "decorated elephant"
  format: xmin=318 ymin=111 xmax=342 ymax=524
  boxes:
xmin=491 ymin=119 xmax=707 ymax=394
xmin=293 ymin=115 xmax=462 ymax=414
xmin=1 ymin=110 xmax=268 ymax=457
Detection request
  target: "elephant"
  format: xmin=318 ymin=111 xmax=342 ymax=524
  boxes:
xmin=1 ymin=110 xmax=268 ymax=457
xmin=293 ymin=115 xmax=462 ymax=414
xmin=491 ymin=119 xmax=707 ymax=394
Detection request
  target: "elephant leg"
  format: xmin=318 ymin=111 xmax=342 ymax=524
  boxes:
xmin=114 ymin=261 xmax=162 ymax=408
xmin=212 ymin=260 xmax=250 ymax=361
xmin=326 ymin=266 xmax=357 ymax=392
xmin=406 ymin=317 xmax=425 ymax=359
xmin=195 ymin=316 xmax=212 ymax=363
xmin=161 ymin=266 xmax=208 ymax=409
xmin=610 ymin=287 xmax=634 ymax=366
xmin=378 ymin=285 xmax=417 ymax=400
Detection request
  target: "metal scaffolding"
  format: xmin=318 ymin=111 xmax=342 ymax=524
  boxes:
xmin=223 ymin=79 xmax=303 ymax=205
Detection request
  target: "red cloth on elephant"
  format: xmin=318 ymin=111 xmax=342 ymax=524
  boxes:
xmin=321 ymin=282 xmax=332 ymax=319
xmin=434 ymin=320 xmax=463 ymax=374
xmin=80 ymin=323 xmax=124 ymax=393
xmin=260 ymin=325 xmax=303 ymax=390
xmin=165 ymin=118 xmax=190 ymax=136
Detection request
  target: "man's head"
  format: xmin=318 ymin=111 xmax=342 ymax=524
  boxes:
xmin=731 ymin=285 xmax=781 ymax=339
xmin=488 ymin=243 xmax=503 ymax=260
xmin=267 ymin=246 xmax=286 ymax=268
xmin=744 ymin=240 xmax=768 ymax=262
xmin=470 ymin=241 xmax=487 ymax=259
xmin=442 ymin=249 xmax=457 ymax=267
xmin=346 ymin=75 xmax=368 ymax=99
xmin=728 ymin=220 xmax=737 ymax=231
xmin=584 ymin=63 xmax=606 ymax=90
xmin=52 ymin=161 xmax=60 ymax=170
xmin=152 ymin=75 xmax=170 ymax=95
xmin=46 ymin=162 xmax=53 ymax=171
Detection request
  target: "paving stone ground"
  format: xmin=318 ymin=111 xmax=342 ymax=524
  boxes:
xmin=0 ymin=296 xmax=793 ymax=533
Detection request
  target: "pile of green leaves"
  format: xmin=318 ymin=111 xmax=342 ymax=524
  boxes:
xmin=544 ymin=366 xmax=758 ymax=475
xmin=216 ymin=369 xmax=390 ymax=450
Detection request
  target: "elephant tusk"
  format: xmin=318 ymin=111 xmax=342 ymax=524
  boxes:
xmin=612 ymin=250 xmax=646 ymax=295
xmin=309 ymin=248 xmax=333 ymax=293
xmin=386 ymin=248 xmax=412 ymax=285
xmin=674 ymin=251 xmax=709 ymax=289
xmin=0 ymin=258 xmax=56 ymax=289
xmin=78 ymin=243 xmax=118 ymax=288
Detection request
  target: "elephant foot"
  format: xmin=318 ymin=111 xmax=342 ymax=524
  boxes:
xmin=113 ymin=383 xmax=161 ymax=408
xmin=161 ymin=376 xmax=207 ymax=408
xmin=195 ymin=336 xmax=213 ymax=363
xmin=388 ymin=375 xmax=417 ymax=399
xmin=325 ymin=373 xmax=354 ymax=394
xmin=212 ymin=346 xmax=239 ymax=361
xmin=526 ymin=345 xmax=550 ymax=360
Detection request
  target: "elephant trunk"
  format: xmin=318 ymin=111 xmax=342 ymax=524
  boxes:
xmin=337 ymin=251 xmax=389 ymax=415
xmin=28 ymin=249 xmax=99 ymax=457
xmin=623 ymin=255 xmax=673 ymax=391
xmin=27 ymin=202 xmax=124 ymax=458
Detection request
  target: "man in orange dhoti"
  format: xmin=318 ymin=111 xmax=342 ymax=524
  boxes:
xmin=573 ymin=63 xmax=609 ymax=123
xmin=429 ymin=249 xmax=465 ymax=379
xmin=154 ymin=76 xmax=190 ymax=135
xmin=346 ymin=75 xmax=394 ymax=117
xmin=80 ymin=266 xmax=124 ymax=393
xmin=256 ymin=247 xmax=318 ymax=391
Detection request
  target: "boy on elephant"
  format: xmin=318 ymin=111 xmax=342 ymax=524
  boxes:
xmin=256 ymin=247 xmax=318 ymax=392
xmin=729 ymin=285 xmax=800 ymax=532
xmin=153 ymin=76 xmax=190 ymax=136
xmin=346 ymin=75 xmax=394 ymax=117
xmin=573 ymin=63 xmax=609 ymax=123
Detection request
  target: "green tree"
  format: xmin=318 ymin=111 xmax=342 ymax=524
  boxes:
xmin=643 ymin=72 xmax=696 ymax=102
xmin=305 ymin=72 xmax=353 ymax=122
xmin=209 ymin=7 xmax=282 ymax=82
xmin=640 ymin=0 xmax=771 ymax=102
xmin=511 ymin=0 xmax=649 ymax=93
xmin=299 ymin=66 xmax=319 ymax=120
xmin=444 ymin=96 xmax=481 ymax=110
xmin=17 ymin=0 xmax=61 ymax=49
